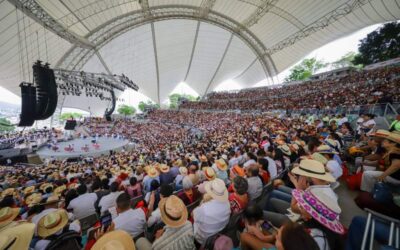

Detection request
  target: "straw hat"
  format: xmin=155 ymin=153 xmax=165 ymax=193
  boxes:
xmin=215 ymin=159 xmax=228 ymax=171
xmin=174 ymin=159 xmax=183 ymax=167
xmin=159 ymin=164 xmax=170 ymax=173
xmin=200 ymin=155 xmax=208 ymax=162
xmin=40 ymin=183 xmax=53 ymax=192
xmin=179 ymin=167 xmax=188 ymax=176
xmin=291 ymin=159 xmax=335 ymax=183
xmin=324 ymin=139 xmax=338 ymax=149
xmin=37 ymin=209 xmax=68 ymax=237
xmin=0 ymin=222 xmax=35 ymax=250
xmin=0 ymin=207 xmax=20 ymax=229
xmin=25 ymin=193 xmax=43 ymax=207
xmin=23 ymin=186 xmax=35 ymax=195
xmin=159 ymin=195 xmax=188 ymax=228
xmin=372 ymin=130 xmax=400 ymax=144
xmin=147 ymin=167 xmax=159 ymax=178
xmin=44 ymin=195 xmax=60 ymax=205
xmin=292 ymin=188 xmax=344 ymax=234
xmin=278 ymin=144 xmax=292 ymax=156
xmin=92 ymin=230 xmax=135 ymax=250
xmin=311 ymin=153 xmax=328 ymax=165
xmin=54 ymin=185 xmax=67 ymax=197
xmin=205 ymin=178 xmax=228 ymax=202
xmin=369 ymin=129 xmax=391 ymax=139
xmin=316 ymin=145 xmax=338 ymax=155
xmin=1 ymin=188 xmax=15 ymax=198
xmin=203 ymin=167 xmax=216 ymax=181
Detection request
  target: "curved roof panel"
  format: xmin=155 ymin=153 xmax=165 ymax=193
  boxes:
xmin=0 ymin=0 xmax=399 ymax=107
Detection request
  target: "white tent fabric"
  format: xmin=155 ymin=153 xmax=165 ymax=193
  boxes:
xmin=0 ymin=0 xmax=399 ymax=109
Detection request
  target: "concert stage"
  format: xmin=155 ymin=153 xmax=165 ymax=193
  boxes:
xmin=37 ymin=137 xmax=129 ymax=160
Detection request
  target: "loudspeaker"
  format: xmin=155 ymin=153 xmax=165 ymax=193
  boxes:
xmin=33 ymin=61 xmax=58 ymax=120
xmin=64 ymin=120 xmax=77 ymax=130
xmin=18 ymin=82 xmax=36 ymax=127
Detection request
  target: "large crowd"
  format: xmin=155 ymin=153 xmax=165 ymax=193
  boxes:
xmin=180 ymin=66 xmax=400 ymax=112
xmin=1 ymin=106 xmax=400 ymax=250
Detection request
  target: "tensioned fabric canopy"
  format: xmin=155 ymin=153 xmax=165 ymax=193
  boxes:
xmin=0 ymin=0 xmax=399 ymax=111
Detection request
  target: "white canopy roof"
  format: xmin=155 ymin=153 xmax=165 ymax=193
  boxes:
xmin=0 ymin=0 xmax=399 ymax=108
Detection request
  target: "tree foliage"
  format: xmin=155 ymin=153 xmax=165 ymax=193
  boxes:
xmin=331 ymin=52 xmax=359 ymax=69
xmin=352 ymin=22 xmax=400 ymax=66
xmin=284 ymin=58 xmax=326 ymax=82
xmin=59 ymin=112 xmax=83 ymax=121
xmin=169 ymin=93 xmax=197 ymax=109
xmin=138 ymin=101 xmax=160 ymax=112
xmin=0 ymin=117 xmax=15 ymax=132
xmin=117 ymin=104 xmax=136 ymax=117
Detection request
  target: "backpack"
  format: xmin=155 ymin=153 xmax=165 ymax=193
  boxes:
xmin=44 ymin=228 xmax=82 ymax=250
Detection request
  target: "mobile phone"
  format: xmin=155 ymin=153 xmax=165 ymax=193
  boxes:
xmin=261 ymin=221 xmax=271 ymax=231
xmin=100 ymin=214 xmax=112 ymax=231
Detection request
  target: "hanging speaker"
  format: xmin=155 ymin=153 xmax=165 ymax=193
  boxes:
xmin=18 ymin=82 xmax=36 ymax=127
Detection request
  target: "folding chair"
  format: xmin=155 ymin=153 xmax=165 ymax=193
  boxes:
xmin=79 ymin=213 xmax=98 ymax=234
xmin=130 ymin=195 xmax=143 ymax=208
xmin=361 ymin=209 xmax=400 ymax=250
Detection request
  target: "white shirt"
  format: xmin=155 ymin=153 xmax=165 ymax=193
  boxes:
xmin=98 ymin=191 xmax=123 ymax=215
xmin=338 ymin=117 xmax=348 ymax=126
xmin=326 ymin=160 xmax=342 ymax=180
xmin=147 ymin=208 xmax=162 ymax=227
xmin=113 ymin=208 xmax=146 ymax=238
xmin=67 ymin=193 xmax=98 ymax=219
xmin=362 ymin=119 xmax=376 ymax=135
xmin=310 ymin=228 xmax=330 ymax=250
xmin=265 ymin=156 xmax=277 ymax=179
xmin=193 ymin=199 xmax=230 ymax=244
xmin=34 ymin=221 xmax=81 ymax=250
xmin=247 ymin=176 xmax=263 ymax=201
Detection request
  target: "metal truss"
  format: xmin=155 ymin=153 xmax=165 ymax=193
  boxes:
xmin=57 ymin=5 xmax=277 ymax=79
xmin=7 ymin=0 xmax=94 ymax=49
xmin=198 ymin=0 xmax=217 ymax=17
xmin=267 ymin=0 xmax=369 ymax=54
xmin=242 ymin=0 xmax=278 ymax=28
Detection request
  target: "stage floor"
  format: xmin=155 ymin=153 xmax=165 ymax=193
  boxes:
xmin=37 ymin=137 xmax=129 ymax=160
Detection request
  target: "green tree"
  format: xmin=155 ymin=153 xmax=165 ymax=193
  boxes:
xmin=138 ymin=100 xmax=159 ymax=112
xmin=353 ymin=22 xmax=400 ymax=66
xmin=0 ymin=117 xmax=15 ymax=132
xmin=331 ymin=52 xmax=359 ymax=69
xmin=169 ymin=93 xmax=197 ymax=109
xmin=59 ymin=112 xmax=83 ymax=121
xmin=284 ymin=58 xmax=326 ymax=82
xmin=117 ymin=104 xmax=136 ymax=118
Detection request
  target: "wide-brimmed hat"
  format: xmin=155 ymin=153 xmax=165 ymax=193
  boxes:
xmin=159 ymin=195 xmax=188 ymax=228
xmin=53 ymin=185 xmax=67 ymax=197
xmin=200 ymin=155 xmax=208 ymax=162
xmin=291 ymin=159 xmax=335 ymax=183
xmin=44 ymin=195 xmax=60 ymax=206
xmin=324 ymin=139 xmax=338 ymax=149
xmin=179 ymin=167 xmax=188 ymax=176
xmin=147 ymin=167 xmax=159 ymax=178
xmin=40 ymin=183 xmax=53 ymax=192
xmin=1 ymin=188 xmax=15 ymax=198
xmin=0 ymin=222 xmax=35 ymax=250
xmin=203 ymin=167 xmax=216 ymax=181
xmin=0 ymin=207 xmax=20 ymax=229
xmin=25 ymin=193 xmax=43 ymax=207
xmin=278 ymin=145 xmax=291 ymax=156
xmin=92 ymin=230 xmax=135 ymax=250
xmin=37 ymin=209 xmax=68 ymax=237
xmin=292 ymin=189 xmax=344 ymax=234
xmin=205 ymin=178 xmax=228 ymax=202
xmin=316 ymin=145 xmax=338 ymax=155
xmin=231 ymin=165 xmax=245 ymax=177
xmin=369 ymin=129 xmax=391 ymax=139
xmin=23 ymin=186 xmax=35 ymax=195
xmin=215 ymin=159 xmax=228 ymax=171
xmin=371 ymin=130 xmax=400 ymax=144
xmin=159 ymin=164 xmax=170 ymax=173
xmin=311 ymin=153 xmax=328 ymax=165
xmin=174 ymin=159 xmax=183 ymax=167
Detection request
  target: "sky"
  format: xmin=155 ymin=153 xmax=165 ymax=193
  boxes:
xmin=0 ymin=23 xmax=382 ymax=110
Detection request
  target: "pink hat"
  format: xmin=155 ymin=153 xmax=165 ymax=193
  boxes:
xmin=292 ymin=189 xmax=344 ymax=235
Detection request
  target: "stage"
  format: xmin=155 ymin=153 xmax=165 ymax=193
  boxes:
xmin=37 ymin=137 xmax=129 ymax=160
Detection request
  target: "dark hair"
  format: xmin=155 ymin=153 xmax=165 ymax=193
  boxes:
xmin=44 ymin=185 xmax=53 ymax=194
xmin=0 ymin=195 xmax=15 ymax=208
xmin=65 ymin=189 xmax=78 ymax=208
xmin=150 ymin=180 xmax=160 ymax=192
xmin=129 ymin=177 xmax=137 ymax=186
xmin=27 ymin=204 xmax=45 ymax=217
xmin=247 ymin=152 xmax=257 ymax=162
xmin=101 ymin=178 xmax=109 ymax=190
xmin=257 ymin=158 xmax=269 ymax=172
xmin=116 ymin=193 xmax=131 ymax=210
xmin=92 ymin=180 xmax=101 ymax=191
xmin=308 ymin=137 xmax=322 ymax=152
xmin=233 ymin=176 xmax=248 ymax=195
xmin=281 ymin=222 xmax=319 ymax=250
xmin=244 ymin=205 xmax=263 ymax=225
xmin=110 ymin=182 xmax=119 ymax=192
xmin=77 ymin=184 xmax=87 ymax=195
xmin=303 ymin=219 xmax=345 ymax=250
xmin=248 ymin=164 xmax=259 ymax=177
xmin=160 ymin=184 xmax=173 ymax=197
